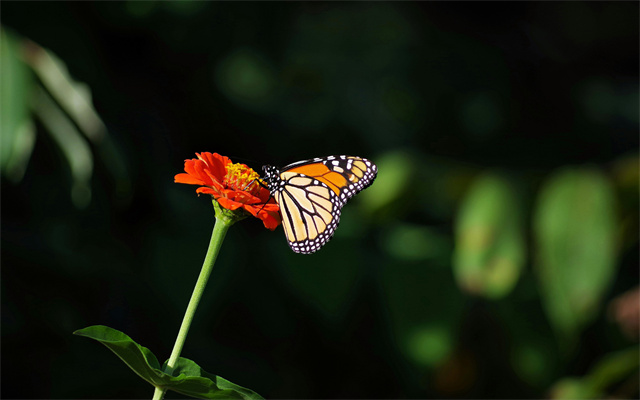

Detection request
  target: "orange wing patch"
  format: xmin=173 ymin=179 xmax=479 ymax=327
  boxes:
xmin=287 ymin=163 xmax=328 ymax=176
xmin=287 ymin=164 xmax=347 ymax=195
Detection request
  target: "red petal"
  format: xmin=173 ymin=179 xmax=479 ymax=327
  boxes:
xmin=198 ymin=152 xmax=229 ymax=181
xmin=196 ymin=187 xmax=218 ymax=196
xmin=209 ymin=179 xmax=225 ymax=192
xmin=245 ymin=203 xmax=281 ymax=230
xmin=217 ymin=197 xmax=243 ymax=211
xmin=259 ymin=209 xmax=281 ymax=230
xmin=193 ymin=161 xmax=214 ymax=185
xmin=222 ymin=189 xmax=261 ymax=205
xmin=182 ymin=160 xmax=197 ymax=177
xmin=175 ymin=173 xmax=205 ymax=185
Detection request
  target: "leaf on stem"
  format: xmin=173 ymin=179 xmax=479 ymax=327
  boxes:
xmin=74 ymin=325 xmax=166 ymax=386
xmin=74 ymin=325 xmax=264 ymax=400
xmin=167 ymin=357 xmax=264 ymax=399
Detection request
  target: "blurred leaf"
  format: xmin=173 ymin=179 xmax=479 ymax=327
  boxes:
xmin=358 ymin=150 xmax=415 ymax=216
xmin=549 ymin=378 xmax=598 ymax=400
xmin=534 ymin=167 xmax=618 ymax=345
xmin=383 ymin=223 xmax=451 ymax=263
xmin=549 ymin=346 xmax=639 ymax=399
xmin=22 ymin=38 xmax=107 ymax=143
xmin=0 ymin=28 xmax=35 ymax=182
xmin=74 ymin=325 xmax=264 ymax=399
xmin=453 ymin=173 xmax=525 ymax=299
xmin=406 ymin=324 xmax=454 ymax=367
xmin=5 ymin=32 xmax=132 ymax=206
xmin=584 ymin=346 xmax=639 ymax=395
xmin=32 ymin=86 xmax=93 ymax=208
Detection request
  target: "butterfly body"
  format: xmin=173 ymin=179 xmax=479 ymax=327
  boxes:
xmin=262 ymin=155 xmax=377 ymax=254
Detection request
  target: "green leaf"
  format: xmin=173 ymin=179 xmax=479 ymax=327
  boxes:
xmin=0 ymin=28 xmax=35 ymax=182
xmin=533 ymin=168 xmax=618 ymax=344
xmin=74 ymin=325 xmax=264 ymax=400
xmin=453 ymin=173 xmax=525 ymax=299
xmin=167 ymin=357 xmax=264 ymax=400
xmin=74 ymin=325 xmax=166 ymax=386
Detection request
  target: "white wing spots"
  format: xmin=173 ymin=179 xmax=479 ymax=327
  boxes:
xmin=278 ymin=176 xmax=341 ymax=254
xmin=319 ymin=156 xmax=378 ymax=203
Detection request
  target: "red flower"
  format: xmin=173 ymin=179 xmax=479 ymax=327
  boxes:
xmin=175 ymin=152 xmax=281 ymax=230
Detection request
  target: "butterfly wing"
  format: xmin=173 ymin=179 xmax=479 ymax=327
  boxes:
xmin=272 ymin=155 xmax=377 ymax=254
xmin=275 ymin=172 xmax=342 ymax=254
xmin=282 ymin=156 xmax=377 ymax=202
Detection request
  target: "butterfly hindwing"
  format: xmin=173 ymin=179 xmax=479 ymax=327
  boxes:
xmin=275 ymin=172 xmax=342 ymax=254
xmin=263 ymin=155 xmax=377 ymax=254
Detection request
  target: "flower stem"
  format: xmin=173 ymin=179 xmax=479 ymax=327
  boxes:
xmin=152 ymin=204 xmax=233 ymax=400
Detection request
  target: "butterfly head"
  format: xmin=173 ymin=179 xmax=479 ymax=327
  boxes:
xmin=262 ymin=165 xmax=280 ymax=190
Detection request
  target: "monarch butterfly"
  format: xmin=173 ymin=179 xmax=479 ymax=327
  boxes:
xmin=262 ymin=155 xmax=377 ymax=254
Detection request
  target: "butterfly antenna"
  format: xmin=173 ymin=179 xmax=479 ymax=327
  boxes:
xmin=242 ymin=178 xmax=273 ymax=215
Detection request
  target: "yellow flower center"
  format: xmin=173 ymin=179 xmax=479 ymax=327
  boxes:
xmin=224 ymin=163 xmax=263 ymax=195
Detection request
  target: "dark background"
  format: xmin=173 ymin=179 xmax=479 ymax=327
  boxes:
xmin=2 ymin=2 xmax=638 ymax=399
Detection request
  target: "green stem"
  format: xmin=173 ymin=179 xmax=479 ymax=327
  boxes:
xmin=152 ymin=203 xmax=234 ymax=400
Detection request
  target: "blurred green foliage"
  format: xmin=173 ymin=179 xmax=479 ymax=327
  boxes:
xmin=0 ymin=28 xmax=130 ymax=208
xmin=2 ymin=2 xmax=638 ymax=399
xmin=1 ymin=29 xmax=34 ymax=182
xmin=454 ymin=173 xmax=525 ymax=299
xmin=534 ymin=168 xmax=618 ymax=347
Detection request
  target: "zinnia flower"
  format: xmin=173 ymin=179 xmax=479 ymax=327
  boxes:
xmin=175 ymin=152 xmax=281 ymax=230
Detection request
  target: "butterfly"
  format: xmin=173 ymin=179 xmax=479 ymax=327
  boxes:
xmin=262 ymin=155 xmax=377 ymax=254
